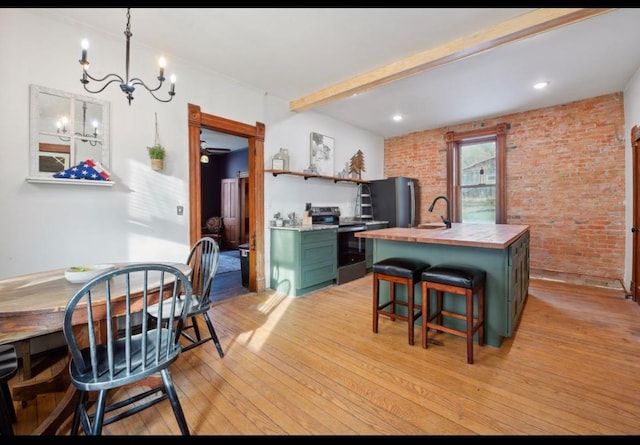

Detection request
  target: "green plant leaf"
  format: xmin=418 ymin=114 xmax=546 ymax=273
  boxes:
xmin=147 ymin=144 xmax=166 ymax=159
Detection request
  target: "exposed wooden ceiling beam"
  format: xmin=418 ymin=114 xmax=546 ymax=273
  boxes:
xmin=289 ymin=8 xmax=616 ymax=113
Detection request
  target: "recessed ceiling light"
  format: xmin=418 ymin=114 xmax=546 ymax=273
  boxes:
xmin=392 ymin=114 xmax=403 ymax=122
xmin=533 ymin=81 xmax=549 ymax=90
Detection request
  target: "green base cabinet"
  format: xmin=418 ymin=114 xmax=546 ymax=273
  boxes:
xmin=365 ymin=223 xmax=388 ymax=271
xmin=372 ymin=231 xmax=530 ymax=347
xmin=270 ymin=228 xmax=337 ymax=297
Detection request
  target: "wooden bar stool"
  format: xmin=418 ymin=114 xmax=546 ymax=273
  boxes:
xmin=0 ymin=344 xmax=19 ymax=436
xmin=373 ymin=258 xmax=430 ymax=345
xmin=421 ymin=265 xmax=486 ymax=364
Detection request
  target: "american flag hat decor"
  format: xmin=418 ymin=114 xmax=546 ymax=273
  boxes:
xmin=53 ymin=159 xmax=111 ymax=181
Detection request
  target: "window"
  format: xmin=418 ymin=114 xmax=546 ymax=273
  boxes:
xmin=460 ymin=138 xmax=496 ymax=223
xmin=445 ymin=124 xmax=508 ymax=224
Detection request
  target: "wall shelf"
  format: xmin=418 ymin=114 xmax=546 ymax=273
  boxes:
xmin=25 ymin=177 xmax=115 ymax=187
xmin=265 ymin=169 xmax=369 ymax=184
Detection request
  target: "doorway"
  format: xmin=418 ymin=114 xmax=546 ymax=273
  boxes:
xmin=187 ymin=103 xmax=266 ymax=293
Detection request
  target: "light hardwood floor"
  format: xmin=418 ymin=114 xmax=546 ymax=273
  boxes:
xmin=9 ymin=276 xmax=640 ymax=435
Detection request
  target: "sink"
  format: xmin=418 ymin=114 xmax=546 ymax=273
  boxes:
xmin=417 ymin=224 xmax=447 ymax=229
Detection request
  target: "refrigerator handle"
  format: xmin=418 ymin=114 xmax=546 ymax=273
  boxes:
xmin=408 ymin=181 xmax=416 ymax=227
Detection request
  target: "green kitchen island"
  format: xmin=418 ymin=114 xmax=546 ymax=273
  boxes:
xmin=356 ymin=223 xmax=530 ymax=347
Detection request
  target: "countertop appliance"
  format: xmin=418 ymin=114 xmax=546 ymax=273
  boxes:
xmin=310 ymin=206 xmax=367 ymax=284
xmin=369 ymin=177 xmax=418 ymax=228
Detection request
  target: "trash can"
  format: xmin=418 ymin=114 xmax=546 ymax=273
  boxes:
xmin=239 ymin=243 xmax=249 ymax=288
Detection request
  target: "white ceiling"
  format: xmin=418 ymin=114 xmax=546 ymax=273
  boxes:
xmin=35 ymin=8 xmax=640 ymax=145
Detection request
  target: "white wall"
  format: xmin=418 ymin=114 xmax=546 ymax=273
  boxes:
xmin=262 ymin=93 xmax=385 ymax=276
xmin=0 ymin=9 xmax=384 ymax=280
xmin=623 ymin=65 xmax=640 ymax=288
xmin=264 ymin=96 xmax=384 ymax=219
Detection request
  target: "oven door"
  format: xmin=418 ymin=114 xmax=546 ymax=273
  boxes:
xmin=337 ymin=224 xmax=366 ymax=267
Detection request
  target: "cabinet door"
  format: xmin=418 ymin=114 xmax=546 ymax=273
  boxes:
xmin=507 ymin=232 xmax=530 ymax=336
xmin=221 ymin=178 xmax=239 ymax=250
xmin=300 ymin=239 xmax=336 ymax=288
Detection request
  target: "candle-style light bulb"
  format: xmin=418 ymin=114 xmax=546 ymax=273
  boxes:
xmin=57 ymin=116 xmax=68 ymax=134
xmin=158 ymin=57 xmax=166 ymax=80
xmin=80 ymin=39 xmax=90 ymax=69
xmin=169 ymin=74 xmax=176 ymax=95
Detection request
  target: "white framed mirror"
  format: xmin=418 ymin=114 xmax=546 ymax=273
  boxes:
xmin=27 ymin=84 xmax=111 ymax=185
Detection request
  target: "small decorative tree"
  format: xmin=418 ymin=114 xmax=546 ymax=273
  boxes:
xmin=349 ymin=149 xmax=366 ymax=179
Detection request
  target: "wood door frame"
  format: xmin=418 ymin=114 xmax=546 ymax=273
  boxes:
xmin=187 ymin=103 xmax=266 ymax=292
xmin=631 ymin=124 xmax=639 ymax=303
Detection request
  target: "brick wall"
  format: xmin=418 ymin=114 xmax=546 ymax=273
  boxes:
xmin=384 ymin=93 xmax=626 ymax=288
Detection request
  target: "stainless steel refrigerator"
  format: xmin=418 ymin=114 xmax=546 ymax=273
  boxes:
xmin=369 ymin=176 xmax=418 ymax=228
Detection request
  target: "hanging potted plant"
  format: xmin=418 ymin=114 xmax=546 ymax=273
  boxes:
xmin=148 ymin=143 xmax=166 ymax=171
xmin=147 ymin=112 xmax=166 ymax=171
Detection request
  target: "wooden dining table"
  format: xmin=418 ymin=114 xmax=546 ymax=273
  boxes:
xmin=0 ymin=261 xmax=191 ymax=435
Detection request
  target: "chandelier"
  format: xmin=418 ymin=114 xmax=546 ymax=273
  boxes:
xmin=78 ymin=8 xmax=176 ymax=105
xmin=56 ymin=101 xmax=102 ymax=147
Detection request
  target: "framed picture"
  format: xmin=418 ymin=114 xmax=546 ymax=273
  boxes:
xmin=310 ymin=132 xmax=334 ymax=176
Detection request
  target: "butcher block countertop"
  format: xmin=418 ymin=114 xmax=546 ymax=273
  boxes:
xmin=355 ymin=223 xmax=530 ymax=249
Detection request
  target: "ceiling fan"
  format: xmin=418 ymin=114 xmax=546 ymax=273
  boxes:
xmin=200 ymin=143 xmax=231 ymax=155
xmin=200 ymin=142 xmax=230 ymax=164
xmin=200 ymin=129 xmax=231 ymax=156
xmin=200 ymin=130 xmax=230 ymax=163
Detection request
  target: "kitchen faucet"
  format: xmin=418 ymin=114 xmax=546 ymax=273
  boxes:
xmin=428 ymin=195 xmax=452 ymax=229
